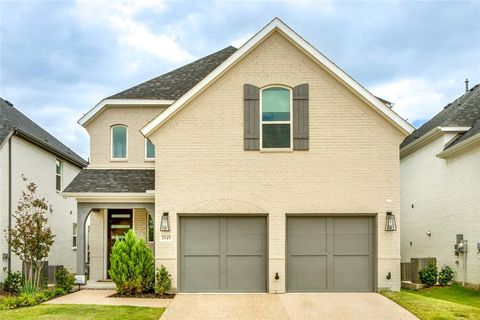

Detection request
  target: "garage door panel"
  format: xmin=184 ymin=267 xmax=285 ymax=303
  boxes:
xmin=182 ymin=256 xmax=220 ymax=291
xmin=333 ymin=218 xmax=370 ymax=234
xmin=288 ymin=235 xmax=327 ymax=254
xmin=227 ymin=235 xmax=265 ymax=254
xmin=288 ymin=217 xmax=327 ymax=234
xmin=333 ymin=234 xmax=371 ymax=255
xmin=226 ymin=256 xmax=265 ymax=291
xmin=289 ymin=255 xmax=327 ymax=291
xmin=180 ymin=216 xmax=266 ymax=292
xmin=334 ymin=256 xmax=371 ymax=291
xmin=287 ymin=216 xmax=374 ymax=292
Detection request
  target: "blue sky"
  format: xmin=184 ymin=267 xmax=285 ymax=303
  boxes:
xmin=1 ymin=0 xmax=479 ymax=159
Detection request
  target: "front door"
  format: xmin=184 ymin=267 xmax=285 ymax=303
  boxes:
xmin=107 ymin=209 xmax=133 ymax=276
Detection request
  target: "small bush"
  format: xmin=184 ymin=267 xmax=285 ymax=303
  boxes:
xmin=20 ymin=280 xmax=38 ymax=295
xmin=55 ymin=267 xmax=75 ymax=292
xmin=419 ymin=263 xmax=438 ymax=287
xmin=154 ymin=265 xmax=172 ymax=295
xmin=3 ymin=271 xmax=24 ymax=293
xmin=108 ymin=230 xmax=155 ymax=295
xmin=438 ymin=265 xmax=454 ymax=286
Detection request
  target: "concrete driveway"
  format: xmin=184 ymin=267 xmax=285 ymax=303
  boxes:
xmin=161 ymin=293 xmax=418 ymax=320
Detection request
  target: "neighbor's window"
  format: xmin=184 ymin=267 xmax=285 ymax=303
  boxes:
xmin=111 ymin=125 xmax=127 ymax=159
xmin=56 ymin=159 xmax=62 ymax=192
xmin=145 ymin=139 xmax=155 ymax=160
xmin=72 ymin=223 xmax=77 ymax=248
xmin=261 ymin=87 xmax=292 ymax=149
xmin=147 ymin=213 xmax=154 ymax=242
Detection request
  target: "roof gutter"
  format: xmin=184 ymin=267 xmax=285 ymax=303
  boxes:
xmin=436 ymin=132 xmax=480 ymax=158
xmin=61 ymin=192 xmax=155 ymax=203
xmin=400 ymin=126 xmax=471 ymax=158
xmin=78 ymin=99 xmax=175 ymax=127
xmin=13 ymin=128 xmax=88 ymax=168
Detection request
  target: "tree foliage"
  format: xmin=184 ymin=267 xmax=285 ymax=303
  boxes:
xmin=5 ymin=176 xmax=55 ymax=288
xmin=154 ymin=265 xmax=172 ymax=295
xmin=108 ymin=229 xmax=155 ymax=295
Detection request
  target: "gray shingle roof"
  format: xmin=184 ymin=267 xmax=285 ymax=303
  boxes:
xmin=63 ymin=169 xmax=154 ymax=193
xmin=0 ymin=98 xmax=88 ymax=167
xmin=401 ymin=84 xmax=480 ymax=149
xmin=108 ymin=46 xmax=237 ymax=100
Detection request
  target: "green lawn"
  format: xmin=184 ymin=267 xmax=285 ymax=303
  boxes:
xmin=0 ymin=304 xmax=165 ymax=320
xmin=383 ymin=285 xmax=480 ymax=320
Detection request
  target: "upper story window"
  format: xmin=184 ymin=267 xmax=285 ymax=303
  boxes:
xmin=145 ymin=139 xmax=155 ymax=160
xmin=55 ymin=159 xmax=62 ymax=192
xmin=111 ymin=125 xmax=127 ymax=160
xmin=260 ymin=86 xmax=292 ymax=149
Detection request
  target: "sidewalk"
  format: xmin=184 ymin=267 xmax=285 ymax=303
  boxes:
xmin=44 ymin=289 xmax=171 ymax=308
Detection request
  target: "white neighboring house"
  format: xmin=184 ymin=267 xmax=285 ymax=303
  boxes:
xmin=400 ymin=83 xmax=480 ymax=288
xmin=0 ymin=98 xmax=88 ymax=281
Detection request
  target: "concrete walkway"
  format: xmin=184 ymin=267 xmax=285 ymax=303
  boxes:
xmin=44 ymin=289 xmax=171 ymax=308
xmin=161 ymin=293 xmax=418 ymax=320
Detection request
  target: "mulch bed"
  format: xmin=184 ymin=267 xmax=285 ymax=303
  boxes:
xmin=109 ymin=292 xmax=175 ymax=299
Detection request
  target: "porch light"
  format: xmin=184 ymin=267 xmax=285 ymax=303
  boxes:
xmin=385 ymin=212 xmax=397 ymax=231
xmin=160 ymin=212 xmax=171 ymax=232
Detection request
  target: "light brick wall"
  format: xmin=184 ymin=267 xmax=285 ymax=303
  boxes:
xmin=149 ymin=32 xmax=406 ymax=292
xmin=134 ymin=208 xmax=147 ymax=241
xmin=401 ymin=135 xmax=480 ymax=286
xmin=0 ymin=136 xmax=81 ymax=280
xmin=85 ymin=106 xmax=167 ymax=168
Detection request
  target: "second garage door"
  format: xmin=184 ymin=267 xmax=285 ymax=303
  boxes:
xmin=180 ymin=216 xmax=266 ymax=293
xmin=287 ymin=216 xmax=374 ymax=292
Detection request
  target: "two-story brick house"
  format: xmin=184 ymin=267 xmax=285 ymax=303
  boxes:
xmin=64 ymin=18 xmax=414 ymax=292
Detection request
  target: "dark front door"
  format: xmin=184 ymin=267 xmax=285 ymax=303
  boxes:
xmin=107 ymin=209 xmax=133 ymax=275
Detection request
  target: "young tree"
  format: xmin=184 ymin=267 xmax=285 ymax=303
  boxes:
xmin=5 ymin=175 xmax=55 ymax=288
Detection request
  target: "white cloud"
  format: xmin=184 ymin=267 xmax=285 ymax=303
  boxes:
xmin=74 ymin=0 xmax=193 ymax=63
xmin=370 ymin=77 xmax=464 ymax=125
xmin=230 ymin=33 xmax=252 ymax=48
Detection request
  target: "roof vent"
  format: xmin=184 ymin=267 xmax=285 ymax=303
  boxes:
xmin=4 ymin=100 xmax=13 ymax=106
xmin=465 ymin=78 xmax=469 ymax=93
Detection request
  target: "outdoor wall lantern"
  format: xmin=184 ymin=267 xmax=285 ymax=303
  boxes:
xmin=385 ymin=212 xmax=397 ymax=231
xmin=160 ymin=212 xmax=171 ymax=232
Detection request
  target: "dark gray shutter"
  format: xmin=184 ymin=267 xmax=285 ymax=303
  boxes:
xmin=293 ymin=83 xmax=309 ymax=150
xmin=244 ymin=84 xmax=260 ymax=150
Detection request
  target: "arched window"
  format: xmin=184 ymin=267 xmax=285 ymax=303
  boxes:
xmin=260 ymin=86 xmax=292 ymax=149
xmin=111 ymin=125 xmax=127 ymax=159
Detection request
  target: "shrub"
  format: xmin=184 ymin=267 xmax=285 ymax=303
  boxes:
xmin=21 ymin=280 xmax=38 ymax=295
xmin=419 ymin=263 xmax=438 ymax=287
xmin=3 ymin=271 xmax=24 ymax=294
xmin=154 ymin=265 xmax=172 ymax=295
xmin=55 ymin=267 xmax=75 ymax=292
xmin=108 ymin=230 xmax=155 ymax=295
xmin=438 ymin=265 xmax=454 ymax=286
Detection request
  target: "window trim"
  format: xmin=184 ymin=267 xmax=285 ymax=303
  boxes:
xmin=55 ymin=159 xmax=62 ymax=192
xmin=111 ymin=124 xmax=128 ymax=161
xmin=147 ymin=213 xmax=154 ymax=243
xmin=259 ymin=85 xmax=293 ymax=152
xmin=145 ymin=138 xmax=155 ymax=161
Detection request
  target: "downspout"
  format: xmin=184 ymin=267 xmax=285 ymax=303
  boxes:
xmin=7 ymin=132 xmax=13 ymax=272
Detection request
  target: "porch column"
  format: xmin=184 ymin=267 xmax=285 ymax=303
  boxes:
xmin=76 ymin=204 xmax=93 ymax=276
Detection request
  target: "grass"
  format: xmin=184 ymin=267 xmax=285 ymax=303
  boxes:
xmin=383 ymin=284 xmax=480 ymax=320
xmin=0 ymin=304 xmax=165 ymax=320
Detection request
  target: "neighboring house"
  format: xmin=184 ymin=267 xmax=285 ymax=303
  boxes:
xmin=64 ymin=18 xmax=414 ymax=293
xmin=0 ymin=98 xmax=88 ymax=281
xmin=400 ymin=84 xmax=480 ymax=288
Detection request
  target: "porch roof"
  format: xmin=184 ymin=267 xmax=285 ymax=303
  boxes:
xmin=63 ymin=169 xmax=154 ymax=193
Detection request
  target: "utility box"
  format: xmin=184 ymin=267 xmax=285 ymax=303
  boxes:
xmin=410 ymin=257 xmax=436 ymax=284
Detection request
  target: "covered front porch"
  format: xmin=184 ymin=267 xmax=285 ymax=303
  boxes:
xmin=77 ymin=203 xmax=155 ymax=282
xmin=62 ymin=168 xmax=156 ymax=282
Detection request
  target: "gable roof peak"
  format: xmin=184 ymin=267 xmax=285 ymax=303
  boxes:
xmin=141 ymin=17 xmax=414 ymax=136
